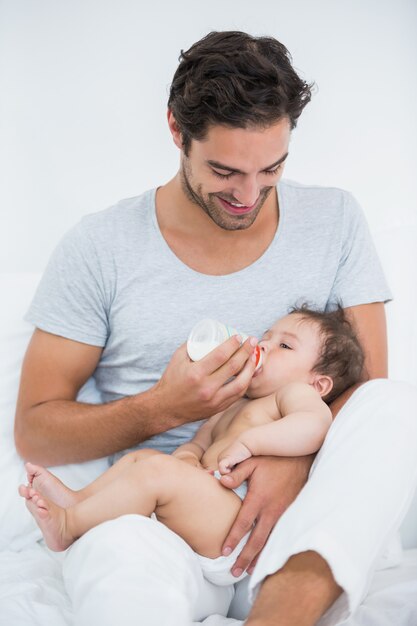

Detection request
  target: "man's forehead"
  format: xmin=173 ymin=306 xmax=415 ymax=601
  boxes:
xmin=189 ymin=121 xmax=290 ymax=172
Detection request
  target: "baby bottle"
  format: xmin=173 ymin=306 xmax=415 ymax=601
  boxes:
xmin=187 ymin=319 xmax=262 ymax=370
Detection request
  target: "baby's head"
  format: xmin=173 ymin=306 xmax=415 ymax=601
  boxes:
xmin=247 ymin=305 xmax=364 ymax=404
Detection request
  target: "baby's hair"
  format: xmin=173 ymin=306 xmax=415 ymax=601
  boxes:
xmin=289 ymin=304 xmax=365 ymax=404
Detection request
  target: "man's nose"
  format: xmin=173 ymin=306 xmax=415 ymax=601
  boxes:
xmin=232 ymin=177 xmax=260 ymax=207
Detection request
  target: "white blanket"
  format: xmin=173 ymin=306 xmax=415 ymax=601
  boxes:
xmin=1 ymin=542 xmax=417 ymax=626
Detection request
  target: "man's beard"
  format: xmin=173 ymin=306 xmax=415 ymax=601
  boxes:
xmin=180 ymin=158 xmax=273 ymax=231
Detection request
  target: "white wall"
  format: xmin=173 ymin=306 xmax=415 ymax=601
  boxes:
xmin=1 ymin=0 xmax=416 ymax=381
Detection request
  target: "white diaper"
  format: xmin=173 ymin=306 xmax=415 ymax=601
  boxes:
xmin=197 ymin=531 xmax=251 ymax=586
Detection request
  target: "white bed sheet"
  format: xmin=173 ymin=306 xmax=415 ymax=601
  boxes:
xmin=0 ymin=544 xmax=417 ymax=626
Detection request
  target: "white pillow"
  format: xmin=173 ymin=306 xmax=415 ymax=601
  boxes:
xmin=0 ymin=273 xmax=108 ymax=551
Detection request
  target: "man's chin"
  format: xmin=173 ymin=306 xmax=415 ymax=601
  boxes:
xmin=210 ymin=208 xmax=260 ymax=231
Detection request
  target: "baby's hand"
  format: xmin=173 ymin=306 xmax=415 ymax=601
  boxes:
xmin=218 ymin=441 xmax=252 ymax=474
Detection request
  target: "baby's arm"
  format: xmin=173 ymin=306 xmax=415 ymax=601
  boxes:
xmin=172 ymin=411 xmax=224 ymax=466
xmin=218 ymin=383 xmax=332 ymax=473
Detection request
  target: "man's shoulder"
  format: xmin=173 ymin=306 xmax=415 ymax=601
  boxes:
xmin=79 ymin=188 xmax=156 ymax=233
xmin=62 ymin=189 xmax=157 ymax=255
xmin=280 ymin=178 xmax=352 ymax=203
xmin=279 ymin=179 xmax=362 ymax=225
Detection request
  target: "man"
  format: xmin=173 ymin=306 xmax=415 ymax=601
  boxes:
xmin=14 ymin=31 xmax=417 ymax=626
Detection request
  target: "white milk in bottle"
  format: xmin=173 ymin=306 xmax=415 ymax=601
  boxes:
xmin=187 ymin=319 xmax=262 ymax=370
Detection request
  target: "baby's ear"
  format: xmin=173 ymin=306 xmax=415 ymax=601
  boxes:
xmin=312 ymin=375 xmax=333 ymax=398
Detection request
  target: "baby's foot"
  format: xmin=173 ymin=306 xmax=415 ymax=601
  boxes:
xmin=25 ymin=462 xmax=78 ymax=507
xmin=25 ymin=489 xmax=75 ymax=551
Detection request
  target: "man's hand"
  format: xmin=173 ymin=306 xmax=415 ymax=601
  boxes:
xmin=218 ymin=440 xmax=252 ymax=474
xmin=219 ymin=455 xmax=314 ymax=576
xmin=153 ymin=335 xmax=258 ymax=424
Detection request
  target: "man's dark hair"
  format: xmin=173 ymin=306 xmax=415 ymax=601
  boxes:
xmin=290 ymin=304 xmax=365 ymax=405
xmin=168 ymin=31 xmax=314 ymax=155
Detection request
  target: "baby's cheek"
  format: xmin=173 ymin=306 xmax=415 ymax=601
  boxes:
xmin=245 ymin=383 xmax=261 ymax=399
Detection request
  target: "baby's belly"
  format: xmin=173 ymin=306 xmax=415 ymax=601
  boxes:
xmin=203 ymin=397 xmax=276 ymax=470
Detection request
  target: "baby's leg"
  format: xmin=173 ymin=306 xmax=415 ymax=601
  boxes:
xmin=150 ymin=454 xmax=243 ymax=558
xmin=77 ymin=449 xmax=161 ymax=499
xmin=25 ymin=453 xmax=243 ymax=557
xmin=19 ymin=449 xmax=161 ymax=507
xmin=70 ymin=454 xmax=243 ymax=558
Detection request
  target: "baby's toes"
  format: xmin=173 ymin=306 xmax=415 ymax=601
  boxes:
xmin=36 ymin=504 xmax=49 ymax=519
xmin=31 ymin=492 xmax=41 ymax=505
xmin=18 ymin=484 xmax=31 ymax=499
xmin=30 ymin=493 xmax=49 ymax=516
xmin=25 ymin=462 xmax=36 ymax=481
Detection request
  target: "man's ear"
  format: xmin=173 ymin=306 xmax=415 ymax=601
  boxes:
xmin=167 ymin=109 xmax=183 ymax=150
xmin=312 ymin=375 xmax=333 ymax=398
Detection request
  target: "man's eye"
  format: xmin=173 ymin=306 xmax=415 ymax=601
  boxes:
xmin=279 ymin=343 xmax=292 ymax=350
xmin=264 ymin=165 xmax=282 ymax=176
xmin=212 ymin=170 xmax=234 ymax=180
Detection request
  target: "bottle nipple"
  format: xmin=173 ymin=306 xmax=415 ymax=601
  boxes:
xmin=253 ymin=345 xmax=262 ymax=370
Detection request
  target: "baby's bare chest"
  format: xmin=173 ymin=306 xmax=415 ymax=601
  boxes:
xmin=212 ymin=395 xmax=281 ymax=440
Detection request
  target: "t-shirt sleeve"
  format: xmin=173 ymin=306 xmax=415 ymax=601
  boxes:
xmin=327 ymin=192 xmax=392 ymax=309
xmin=24 ymin=221 xmax=109 ymax=346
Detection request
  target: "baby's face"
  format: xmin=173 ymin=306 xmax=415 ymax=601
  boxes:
xmin=246 ymin=314 xmax=322 ymax=399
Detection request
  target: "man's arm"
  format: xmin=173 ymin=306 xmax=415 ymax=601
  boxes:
xmin=14 ymin=329 xmax=160 ymax=465
xmin=330 ymin=301 xmax=388 ymax=417
xmin=245 ymin=551 xmax=343 ymax=626
xmin=14 ymin=329 xmax=257 ymax=466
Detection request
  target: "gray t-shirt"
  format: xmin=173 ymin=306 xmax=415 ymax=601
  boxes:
xmin=25 ymin=179 xmax=392 ymax=455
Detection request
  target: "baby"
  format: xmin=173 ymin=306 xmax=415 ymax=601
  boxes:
xmin=19 ymin=305 xmax=364 ymax=584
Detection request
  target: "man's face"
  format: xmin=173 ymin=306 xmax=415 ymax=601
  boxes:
xmin=246 ymin=314 xmax=323 ymax=399
xmin=179 ymin=118 xmax=291 ymax=231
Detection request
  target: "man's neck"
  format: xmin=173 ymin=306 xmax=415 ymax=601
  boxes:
xmin=155 ymin=175 xmax=279 ymax=276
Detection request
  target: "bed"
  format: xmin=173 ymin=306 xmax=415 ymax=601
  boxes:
xmin=1 ymin=259 xmax=416 ymax=625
